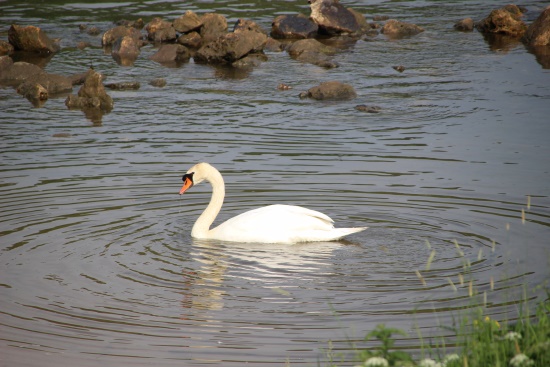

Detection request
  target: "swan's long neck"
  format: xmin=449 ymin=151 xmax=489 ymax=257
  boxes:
xmin=191 ymin=166 xmax=225 ymax=238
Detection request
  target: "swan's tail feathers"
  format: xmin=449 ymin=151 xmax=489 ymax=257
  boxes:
xmin=336 ymin=227 xmax=367 ymax=238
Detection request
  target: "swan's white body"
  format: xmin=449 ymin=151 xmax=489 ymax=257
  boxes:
xmin=179 ymin=163 xmax=366 ymax=244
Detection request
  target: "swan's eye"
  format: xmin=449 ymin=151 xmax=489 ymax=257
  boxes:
xmin=182 ymin=172 xmax=194 ymax=183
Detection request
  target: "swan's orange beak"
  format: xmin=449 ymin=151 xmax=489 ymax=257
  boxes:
xmin=179 ymin=176 xmax=193 ymax=195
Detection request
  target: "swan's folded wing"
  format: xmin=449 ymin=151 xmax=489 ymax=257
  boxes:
xmin=209 ymin=204 xmax=337 ymax=242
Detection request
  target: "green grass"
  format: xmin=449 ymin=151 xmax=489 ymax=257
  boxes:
xmin=343 ymin=296 xmax=549 ymax=367
xmin=320 ymin=198 xmax=549 ymax=367
xmin=321 ymin=247 xmax=549 ymax=367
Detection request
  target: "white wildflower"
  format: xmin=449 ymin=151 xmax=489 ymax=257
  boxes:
xmin=418 ymin=358 xmax=442 ymax=367
xmin=509 ymin=353 xmax=534 ymax=367
xmin=364 ymin=356 xmax=389 ymax=367
xmin=443 ymin=353 xmax=460 ymax=365
xmin=504 ymin=331 xmax=522 ymax=341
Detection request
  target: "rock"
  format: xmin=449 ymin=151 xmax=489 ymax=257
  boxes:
xmin=200 ymin=13 xmax=228 ymax=45
xmin=177 ymin=31 xmax=202 ymax=48
xmin=150 ymin=78 xmax=167 ymax=87
xmin=8 ymin=24 xmax=60 ymax=53
xmin=264 ymin=37 xmax=284 ymax=52
xmin=145 ymin=17 xmax=177 ymax=42
xmin=454 ymin=18 xmax=474 ymax=31
xmin=287 ymin=39 xmax=339 ymax=68
xmin=65 ymin=69 xmax=113 ymax=112
xmin=297 ymin=51 xmax=339 ymax=68
xmin=287 ymin=38 xmax=338 ymax=57
xmin=104 ymin=82 xmax=140 ymax=90
xmin=523 ymin=7 xmax=550 ymax=46
xmin=0 ymin=40 xmax=15 ymax=55
xmin=0 ymin=56 xmax=73 ymax=95
xmin=381 ymin=19 xmax=424 ymax=38
xmin=87 ymin=26 xmax=101 ymax=36
xmin=0 ymin=61 xmax=42 ymax=84
xmin=102 ymin=25 xmax=142 ymax=46
xmin=149 ymin=44 xmax=190 ymax=64
xmin=194 ymin=30 xmax=267 ymax=65
xmin=475 ymin=4 xmax=527 ymax=37
xmin=277 ymin=83 xmax=292 ymax=90
xmin=234 ymin=19 xmax=267 ymax=35
xmin=305 ymin=81 xmax=356 ymax=100
xmin=373 ymin=15 xmax=389 ymax=21
xmin=355 ymin=105 xmax=381 ymax=113
xmin=111 ymin=35 xmax=141 ymax=65
xmin=16 ymin=81 xmax=48 ymax=102
xmin=271 ymin=14 xmax=318 ymax=39
xmin=173 ymin=10 xmax=202 ymax=33
xmin=309 ymin=0 xmax=360 ymax=35
xmin=25 ymin=72 xmax=73 ymax=94
xmin=0 ymin=55 xmax=14 ymax=72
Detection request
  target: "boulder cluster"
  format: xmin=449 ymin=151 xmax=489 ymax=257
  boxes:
xmin=0 ymin=1 xmax=549 ymax=113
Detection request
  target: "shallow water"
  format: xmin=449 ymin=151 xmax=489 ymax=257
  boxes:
xmin=1 ymin=1 xmax=550 ymax=366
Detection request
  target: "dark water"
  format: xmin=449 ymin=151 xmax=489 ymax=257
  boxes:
xmin=1 ymin=1 xmax=549 ymax=366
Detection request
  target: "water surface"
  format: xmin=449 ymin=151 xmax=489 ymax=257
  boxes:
xmin=1 ymin=1 xmax=550 ymax=366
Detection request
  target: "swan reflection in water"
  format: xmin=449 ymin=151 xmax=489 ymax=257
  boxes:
xmin=179 ymin=239 xmax=357 ymax=314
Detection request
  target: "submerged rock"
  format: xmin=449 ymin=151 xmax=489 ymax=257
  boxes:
xmin=304 ymin=81 xmax=356 ymax=100
xmin=454 ymin=18 xmax=474 ymax=32
xmin=287 ymin=38 xmax=338 ymax=57
xmin=115 ymin=18 xmax=144 ymax=30
xmin=475 ymin=4 xmax=527 ymax=37
xmin=149 ymin=78 xmax=167 ymax=87
xmin=286 ymin=38 xmax=339 ymax=67
xmin=309 ymin=0 xmax=360 ymax=35
xmin=104 ymin=82 xmax=140 ymax=90
xmin=381 ymin=19 xmax=424 ymax=38
xmin=0 ymin=60 xmax=42 ymax=83
xmin=277 ymin=83 xmax=292 ymax=90
xmin=355 ymin=104 xmax=381 ymax=113
xmin=231 ymin=53 xmax=268 ymax=69
xmin=8 ymin=24 xmax=60 ymax=53
xmin=0 ymin=59 xmax=72 ymax=96
xmin=149 ymin=44 xmax=191 ymax=64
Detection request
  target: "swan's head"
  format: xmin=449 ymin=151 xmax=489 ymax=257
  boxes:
xmin=179 ymin=162 xmax=214 ymax=195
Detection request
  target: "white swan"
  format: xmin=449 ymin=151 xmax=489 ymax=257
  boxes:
xmin=179 ymin=162 xmax=367 ymax=244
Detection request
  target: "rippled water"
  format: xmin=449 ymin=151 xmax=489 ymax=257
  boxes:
xmin=1 ymin=1 xmax=550 ymax=366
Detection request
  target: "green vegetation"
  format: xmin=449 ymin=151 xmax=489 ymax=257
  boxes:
xmin=323 ymin=247 xmax=549 ymax=367
xmin=346 ymin=296 xmax=549 ymax=367
xmin=321 ymin=199 xmax=549 ymax=367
